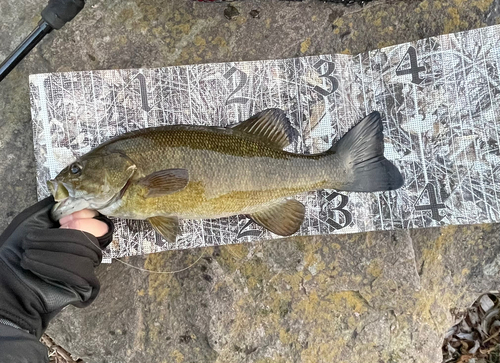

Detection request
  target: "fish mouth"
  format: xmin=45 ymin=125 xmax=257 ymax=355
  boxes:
xmin=47 ymin=179 xmax=88 ymax=220
xmin=51 ymin=197 xmax=91 ymax=221
xmin=47 ymin=180 xmax=69 ymax=202
xmin=47 ymin=179 xmax=119 ymax=220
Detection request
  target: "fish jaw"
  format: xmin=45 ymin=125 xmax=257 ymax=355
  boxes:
xmin=47 ymin=179 xmax=70 ymax=201
xmin=51 ymin=198 xmax=91 ymax=220
xmin=50 ymin=192 xmax=123 ymax=221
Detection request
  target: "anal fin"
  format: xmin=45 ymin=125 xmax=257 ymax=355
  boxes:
xmin=148 ymin=216 xmax=179 ymax=243
xmin=250 ymin=199 xmax=305 ymax=236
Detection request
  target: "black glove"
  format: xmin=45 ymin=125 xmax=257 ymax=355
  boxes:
xmin=0 ymin=197 xmax=114 ymax=338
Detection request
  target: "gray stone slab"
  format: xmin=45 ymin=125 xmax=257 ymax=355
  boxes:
xmin=1 ymin=0 xmax=500 ymax=362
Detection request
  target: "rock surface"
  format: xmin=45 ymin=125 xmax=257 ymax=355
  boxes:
xmin=1 ymin=0 xmax=500 ymax=362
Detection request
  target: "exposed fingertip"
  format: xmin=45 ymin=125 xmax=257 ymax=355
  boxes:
xmin=62 ymin=219 xmax=109 ymax=238
xmin=59 ymin=215 xmax=73 ymax=225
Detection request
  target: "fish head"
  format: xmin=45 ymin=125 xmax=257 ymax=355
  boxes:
xmin=48 ymin=151 xmax=137 ymax=220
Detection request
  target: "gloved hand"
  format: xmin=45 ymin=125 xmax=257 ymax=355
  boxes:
xmin=0 ymin=197 xmax=114 ymax=338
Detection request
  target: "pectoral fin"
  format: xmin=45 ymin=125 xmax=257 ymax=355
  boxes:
xmin=231 ymin=108 xmax=294 ymax=150
xmin=250 ymin=199 xmax=305 ymax=236
xmin=148 ymin=216 xmax=179 ymax=243
xmin=138 ymin=169 xmax=189 ymax=198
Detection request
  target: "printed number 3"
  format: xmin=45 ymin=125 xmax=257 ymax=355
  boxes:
xmin=313 ymin=59 xmax=339 ymax=97
xmin=325 ymin=192 xmax=352 ymax=229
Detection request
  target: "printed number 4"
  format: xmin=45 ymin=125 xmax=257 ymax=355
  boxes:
xmin=396 ymin=46 xmax=426 ymax=85
xmin=414 ymin=183 xmax=446 ymax=221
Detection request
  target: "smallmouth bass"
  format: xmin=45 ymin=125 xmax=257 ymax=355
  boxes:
xmin=48 ymin=109 xmax=403 ymax=242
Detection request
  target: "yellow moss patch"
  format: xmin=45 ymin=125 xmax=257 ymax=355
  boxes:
xmin=118 ymin=8 xmax=135 ymax=23
xmin=236 ymin=16 xmax=247 ymax=26
xmin=218 ymin=243 xmax=249 ymax=272
xmin=175 ymin=23 xmax=191 ymax=35
xmin=452 ymin=0 xmax=492 ymax=12
xmin=330 ymin=243 xmax=341 ymax=250
xmin=419 ymin=0 xmax=429 ymax=11
xmin=295 ymin=291 xmax=320 ymax=317
xmin=282 ymin=271 xmax=304 ymax=291
xmin=377 ymin=41 xmax=394 ymax=48
xmin=300 ymin=337 xmax=347 ymax=363
xmin=366 ymin=259 xmax=383 ymax=278
xmin=241 ymin=259 xmax=273 ymax=290
xmin=170 ymin=350 xmax=184 ymax=363
xmin=145 ymin=252 xmax=182 ymax=302
xmin=212 ymin=36 xmax=228 ymax=48
xmin=194 ymin=36 xmax=206 ymax=46
xmin=300 ymin=38 xmax=312 ymax=54
xmin=444 ymin=7 xmax=468 ymax=34
xmin=328 ymin=291 xmax=369 ymax=314
xmin=279 ymin=328 xmax=295 ymax=345
xmin=481 ymin=223 xmax=494 ymax=233
xmin=411 ymin=225 xmax=480 ymax=328
xmin=303 ymin=240 xmax=323 ymax=266
xmin=116 ymin=35 xmax=127 ymax=46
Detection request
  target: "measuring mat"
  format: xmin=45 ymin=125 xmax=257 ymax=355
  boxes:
xmin=29 ymin=25 xmax=500 ymax=259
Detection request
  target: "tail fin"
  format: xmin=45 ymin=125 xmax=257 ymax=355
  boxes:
xmin=331 ymin=111 xmax=404 ymax=192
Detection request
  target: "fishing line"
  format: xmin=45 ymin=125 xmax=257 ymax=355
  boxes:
xmin=80 ymin=229 xmax=270 ymax=274
xmin=223 ymin=242 xmax=247 ymax=260
xmin=80 ymin=230 xmax=205 ymax=274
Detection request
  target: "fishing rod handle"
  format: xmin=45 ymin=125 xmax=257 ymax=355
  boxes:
xmin=41 ymin=0 xmax=85 ymax=30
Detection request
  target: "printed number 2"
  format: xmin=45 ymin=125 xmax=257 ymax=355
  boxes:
xmin=237 ymin=219 xmax=262 ymax=239
xmin=224 ymin=67 xmax=249 ymax=105
xmin=414 ymin=183 xmax=445 ymax=221
xmin=395 ymin=46 xmax=426 ymax=85
xmin=313 ymin=59 xmax=339 ymax=97
xmin=325 ymin=192 xmax=352 ymax=229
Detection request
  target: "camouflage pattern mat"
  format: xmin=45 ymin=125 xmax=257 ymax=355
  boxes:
xmin=29 ymin=25 xmax=500 ymax=260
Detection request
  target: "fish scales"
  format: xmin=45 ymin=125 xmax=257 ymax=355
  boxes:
xmin=99 ymin=125 xmax=336 ymax=219
xmin=48 ymin=109 xmax=404 ymax=241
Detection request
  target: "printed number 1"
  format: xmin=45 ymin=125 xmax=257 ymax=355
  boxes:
xmin=134 ymin=74 xmax=151 ymax=112
xmin=395 ymin=46 xmax=426 ymax=85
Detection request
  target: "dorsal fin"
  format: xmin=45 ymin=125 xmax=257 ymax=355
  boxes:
xmin=231 ymin=108 xmax=293 ymax=150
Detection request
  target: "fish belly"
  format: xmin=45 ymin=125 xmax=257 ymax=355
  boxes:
xmin=103 ymin=148 xmax=331 ymax=220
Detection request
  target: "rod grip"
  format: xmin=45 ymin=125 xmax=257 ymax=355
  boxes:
xmin=41 ymin=0 xmax=85 ymax=30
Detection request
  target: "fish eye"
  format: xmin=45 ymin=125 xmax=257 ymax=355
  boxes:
xmin=70 ymin=163 xmax=82 ymax=175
